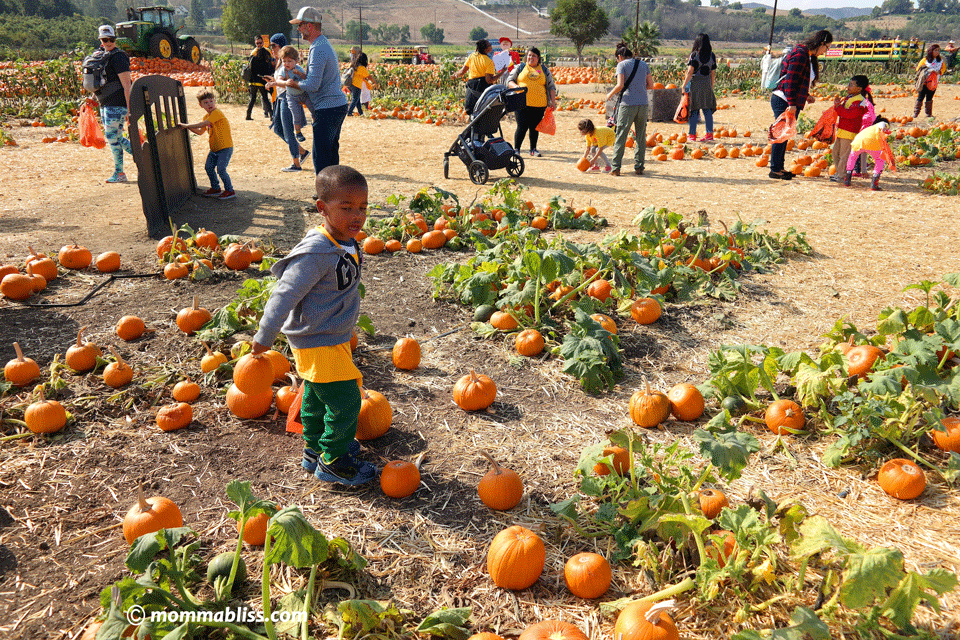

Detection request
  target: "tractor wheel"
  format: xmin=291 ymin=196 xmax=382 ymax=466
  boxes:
xmin=180 ymin=38 xmax=201 ymax=64
xmin=150 ymin=32 xmax=175 ymax=60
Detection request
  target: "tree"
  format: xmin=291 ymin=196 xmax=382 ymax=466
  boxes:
xmin=881 ymin=0 xmax=913 ymax=13
xmin=710 ymin=0 xmax=721 ymax=6
xmin=788 ymin=7 xmax=802 ymax=16
xmin=624 ymin=20 xmax=660 ymax=57
xmin=345 ymin=20 xmax=371 ymax=42
xmin=753 ymin=6 xmax=766 ymax=14
xmin=421 ymin=22 xmax=444 ymax=44
xmin=871 ymin=5 xmax=883 ymax=17
xmin=399 ymin=25 xmax=410 ymax=43
xmin=222 ymin=0 xmax=291 ymax=44
xmin=550 ymin=0 xmax=609 ymax=65
xmin=729 ymin=1 xmax=741 ymax=8
xmin=470 ymin=26 xmax=489 ymax=41
xmin=188 ymin=0 xmax=204 ymax=32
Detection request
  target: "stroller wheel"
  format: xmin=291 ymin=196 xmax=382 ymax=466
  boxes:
xmin=468 ymin=160 xmax=489 ymax=185
xmin=443 ymin=157 xmax=449 ymax=179
xmin=506 ymin=154 xmax=525 ymax=178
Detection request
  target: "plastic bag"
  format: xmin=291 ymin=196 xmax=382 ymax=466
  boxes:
xmin=768 ymin=109 xmax=797 ymax=144
xmin=673 ymin=93 xmax=689 ymax=124
xmin=535 ymin=107 xmax=556 ymax=135
xmin=810 ymin=106 xmax=837 ymax=143
xmin=926 ymin=70 xmax=939 ymax=91
xmin=78 ymin=100 xmax=106 ymax=149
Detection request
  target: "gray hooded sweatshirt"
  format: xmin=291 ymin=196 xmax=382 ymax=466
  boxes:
xmin=253 ymin=227 xmax=362 ymax=350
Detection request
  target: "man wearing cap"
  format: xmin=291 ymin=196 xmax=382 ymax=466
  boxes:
xmin=94 ymin=25 xmax=133 ymax=184
xmin=944 ymin=39 xmax=957 ymax=71
xmin=271 ymin=7 xmax=347 ymax=175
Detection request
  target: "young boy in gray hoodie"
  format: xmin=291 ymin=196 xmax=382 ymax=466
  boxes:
xmin=251 ymin=165 xmax=375 ymax=485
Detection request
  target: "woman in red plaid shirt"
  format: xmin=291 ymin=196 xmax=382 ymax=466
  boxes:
xmin=769 ymin=30 xmax=833 ymax=180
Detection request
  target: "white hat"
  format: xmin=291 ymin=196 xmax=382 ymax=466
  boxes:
xmin=98 ymin=25 xmax=115 ymax=38
xmin=290 ymin=7 xmax=322 ymax=25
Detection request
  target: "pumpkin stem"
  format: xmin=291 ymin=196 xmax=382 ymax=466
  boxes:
xmin=36 ymin=384 xmax=46 ymax=402
xmin=12 ymin=341 xmax=25 ymax=362
xmin=360 ymin=386 xmax=369 ymax=400
xmin=414 ymin=452 xmax=426 ymax=470
xmin=108 ymin=345 xmax=126 ymax=368
xmin=76 ymin=326 xmax=88 ymax=347
xmin=137 ymin=485 xmax=151 ymax=513
xmin=643 ymin=376 xmax=652 ymax=396
xmin=26 ymin=262 xmax=34 ymax=276
xmin=480 ymin=450 xmax=503 ymax=475
xmin=644 ymin=599 xmax=676 ymax=625
xmin=192 ymin=295 xmax=199 ymax=311
xmin=28 ymin=245 xmax=40 ymax=258
xmin=285 ymin=372 xmax=299 ymax=392
xmin=469 ymin=370 xmax=478 ymax=382
xmin=202 ymin=341 xmax=214 ymax=356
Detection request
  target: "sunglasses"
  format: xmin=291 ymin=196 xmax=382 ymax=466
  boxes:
xmin=100 ymin=37 xmax=115 ymax=42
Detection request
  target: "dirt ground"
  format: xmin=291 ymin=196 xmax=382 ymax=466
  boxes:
xmin=2 ymin=80 xmax=960 ymax=639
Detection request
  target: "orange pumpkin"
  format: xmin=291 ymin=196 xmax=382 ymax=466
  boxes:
xmin=392 ymin=337 xmax=422 ymax=370
xmin=564 ymin=552 xmax=611 ymax=599
xmin=489 ymin=310 xmax=519 ymax=331
xmin=24 ymin=386 xmax=68 ymax=434
xmin=95 ymin=251 xmax=121 ymax=273
xmin=593 ymin=445 xmax=630 ymax=476
xmin=58 ymin=242 xmax=92 ymax=269
xmin=590 ymin=313 xmax=617 ymax=334
xmin=225 ymin=383 xmax=274 ymax=419
xmin=931 ymin=416 xmax=960 ymax=453
xmin=764 ymin=399 xmax=805 ymax=435
xmin=515 ymin=329 xmax=545 ymax=357
xmin=586 ymin=278 xmax=613 ymax=302
xmin=629 ymin=378 xmax=671 ymax=429
xmin=232 ymin=352 xmax=275 ymax=395
xmin=116 ymin=315 xmax=146 ymax=341
xmin=4 ymin=341 xmax=41 ymax=387
xmin=847 ymin=345 xmax=885 ymax=378
xmin=699 ymin=488 xmax=729 ymax=519
xmin=381 ymin=460 xmax=421 ymax=498
xmin=1 ymin=273 xmax=33 ymax=301
xmin=176 ymin=295 xmax=212 ymax=335
xmin=172 ymin=377 xmax=201 ymax=403
xmin=614 ymin=601 xmax=680 ymax=640
xmin=877 ymin=458 xmax=926 ymax=500
xmin=519 ymin=621 xmax=588 ymax=640
xmin=478 ymin=451 xmax=523 ymax=510
xmin=421 ymin=230 xmax=447 ymax=249
xmin=487 ymin=525 xmax=545 ymax=590
xmin=630 ymin=298 xmax=662 ymax=325
xmin=156 ymin=402 xmax=193 ymax=432
xmin=238 ymin=512 xmax=270 ymax=546
xmin=65 ymin=326 xmax=100 ymax=373
xmin=453 ymin=370 xmax=497 ymax=411
xmin=123 ymin=487 xmax=184 ymax=544
xmin=357 ymin=388 xmax=392 ymax=440
xmin=667 ymin=383 xmax=704 ymax=421
xmin=103 ymin=346 xmax=134 ymax=388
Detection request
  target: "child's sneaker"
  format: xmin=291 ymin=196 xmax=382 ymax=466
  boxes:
xmin=296 ymin=132 xmax=306 ymax=143
xmin=302 ymin=442 xmax=362 ymax=473
xmin=315 ymin=453 xmax=376 ymax=485
xmin=602 ymin=165 xmax=612 ymax=173
xmin=218 ymin=190 xmax=236 ymax=200
xmin=701 ymin=132 xmax=714 ymax=141
xmin=106 ymin=171 xmax=127 ymax=183
xmin=587 ymin=165 xmax=601 ymax=172
xmin=203 ymin=187 xmax=221 ymax=197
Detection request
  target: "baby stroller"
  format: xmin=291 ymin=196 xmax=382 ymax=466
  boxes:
xmin=444 ymin=84 xmax=526 ymax=184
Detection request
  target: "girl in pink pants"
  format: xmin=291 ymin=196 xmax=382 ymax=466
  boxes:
xmin=844 ymin=118 xmax=892 ymax=191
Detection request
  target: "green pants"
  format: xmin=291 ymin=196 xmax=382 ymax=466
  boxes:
xmin=301 ymin=379 xmax=361 ymax=459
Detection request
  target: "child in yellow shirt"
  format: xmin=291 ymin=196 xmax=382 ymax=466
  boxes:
xmin=179 ymin=90 xmax=235 ymax=199
xmin=578 ymin=119 xmax=614 ymax=172
xmin=844 ymin=117 xmax=893 ymax=191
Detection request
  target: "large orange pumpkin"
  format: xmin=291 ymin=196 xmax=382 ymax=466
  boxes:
xmin=614 ymin=601 xmax=680 ymax=640
xmin=630 ymin=298 xmax=662 ymax=325
xmin=232 ymin=353 xmax=275 ymax=395
xmin=667 ymin=383 xmax=704 ymax=421
xmin=487 ymin=525 xmax=545 ymax=590
xmin=392 ymin=337 xmax=422 ymax=370
xmin=877 ymin=458 xmax=926 ymax=500
xmin=519 ymin=621 xmax=588 ymax=640
xmin=564 ymin=552 xmax=612 ymax=599
xmin=764 ymin=399 xmax=805 ymax=435
xmin=225 ymin=384 xmax=273 ymax=419
xmin=453 ymin=370 xmax=497 ymax=411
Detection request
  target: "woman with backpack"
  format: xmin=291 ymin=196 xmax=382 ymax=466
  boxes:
xmin=768 ymin=29 xmax=833 ymax=181
xmin=914 ymin=44 xmax=943 ymax=119
xmin=679 ymin=33 xmax=717 ymax=141
xmin=452 ymin=39 xmax=506 ymax=115
xmin=507 ymin=47 xmax=557 ymax=156
xmin=246 ymin=35 xmax=274 ymax=121
xmin=92 ymin=25 xmax=133 ymax=183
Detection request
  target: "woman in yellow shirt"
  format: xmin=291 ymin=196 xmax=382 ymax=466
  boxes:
xmin=507 ymin=47 xmax=557 ymax=156
xmin=453 ymin=39 xmax=506 ymax=115
xmin=347 ymin=52 xmax=376 ymax=117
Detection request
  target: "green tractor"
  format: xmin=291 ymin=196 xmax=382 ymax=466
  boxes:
xmin=115 ymin=6 xmax=202 ymax=64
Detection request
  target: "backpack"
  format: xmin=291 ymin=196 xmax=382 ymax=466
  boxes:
xmin=82 ymin=48 xmax=120 ymax=97
xmin=241 ymin=64 xmax=252 ymax=83
xmin=341 ymin=67 xmax=355 ymax=88
xmin=761 ymin=52 xmax=784 ymax=91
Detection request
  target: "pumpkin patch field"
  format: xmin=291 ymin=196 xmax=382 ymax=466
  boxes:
xmin=2 ymin=82 xmax=960 ymax=640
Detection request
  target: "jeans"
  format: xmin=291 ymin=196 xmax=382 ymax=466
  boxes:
xmin=286 ymin=93 xmax=308 ymax=129
xmin=611 ymin=103 xmax=648 ymax=172
xmin=347 ymin=85 xmax=363 ymax=116
xmin=204 ymin=147 xmax=233 ymax=191
xmin=99 ymin=105 xmax=132 ymax=172
xmin=271 ymin=93 xmax=302 ymax=162
xmin=688 ymin=109 xmax=714 ymax=136
xmin=514 ymin=106 xmax=547 ymax=152
xmin=247 ymin=84 xmax=272 ymax=118
xmin=311 ymin=104 xmax=347 ymax=174
xmin=770 ymin=94 xmax=789 ymax=173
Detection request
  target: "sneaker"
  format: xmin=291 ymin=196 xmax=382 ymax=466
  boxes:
xmin=829 ymin=174 xmax=838 ymax=182
xmin=295 ymin=132 xmax=306 ymax=143
xmin=300 ymin=149 xmax=310 ymax=163
xmin=530 ymin=150 xmax=542 ymax=157
xmin=588 ymin=165 xmax=601 ymax=172
xmin=602 ymin=165 xmax=612 ymax=173
xmin=106 ymin=171 xmax=127 ymax=183
xmin=245 ymin=115 xmax=253 ymax=121
xmin=202 ymin=187 xmax=221 ymax=197
xmin=688 ymin=134 xmax=698 ymax=141
xmin=302 ymin=442 xmax=361 ymax=473
xmin=281 ymin=164 xmax=302 ymax=172
xmin=702 ymin=133 xmax=714 ymax=141
xmin=218 ymin=190 xmax=236 ymax=200
xmin=634 ymin=168 xmax=644 ymax=175
xmin=314 ymin=452 xmax=376 ymax=485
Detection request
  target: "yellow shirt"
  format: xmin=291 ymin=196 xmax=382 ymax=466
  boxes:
xmin=466 ymin=52 xmax=495 ymax=80
xmin=352 ymin=65 xmax=369 ymax=89
xmin=203 ymin=108 xmax=232 ymax=152
xmin=293 ymin=342 xmax=361 ymax=384
xmin=518 ymin=64 xmax=547 ymax=108
xmin=585 ymin=126 xmax=615 ymax=148
xmin=851 ymin=123 xmax=887 ymax=152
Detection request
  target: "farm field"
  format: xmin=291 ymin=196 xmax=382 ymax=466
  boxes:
xmin=2 ymin=78 xmax=960 ymax=640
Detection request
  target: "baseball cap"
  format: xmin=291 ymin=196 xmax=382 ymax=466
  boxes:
xmin=290 ymin=7 xmax=322 ymax=25
xmin=499 ymin=36 xmax=513 ymax=46
xmin=98 ymin=25 xmax=115 ymax=39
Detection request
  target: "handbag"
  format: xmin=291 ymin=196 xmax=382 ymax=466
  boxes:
xmin=810 ymin=106 xmax=837 ymax=143
xmin=241 ymin=64 xmax=252 ymax=83
xmin=535 ymin=107 xmax=556 ymax=135
xmin=608 ymin=58 xmax=641 ymax=128
xmin=673 ymin=93 xmax=689 ymax=124
xmin=341 ymin=67 xmax=355 ymax=88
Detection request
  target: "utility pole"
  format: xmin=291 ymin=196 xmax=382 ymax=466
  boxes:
xmin=358 ymin=4 xmax=362 ymax=51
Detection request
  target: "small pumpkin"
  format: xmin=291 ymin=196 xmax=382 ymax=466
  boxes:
xmin=24 ymin=385 xmax=68 ymax=434
xmin=208 ymin=550 xmax=246 ymax=585
xmin=172 ymin=376 xmax=201 ymax=402
xmin=630 ymin=298 xmax=662 ymax=325
xmin=392 ymin=337 xmax=422 ymax=370
xmin=564 ymin=552 xmax=612 ymax=599
xmin=931 ymin=416 xmax=960 ymax=453
xmin=487 ymin=525 xmax=545 ymax=590
xmin=156 ymin=402 xmax=193 ymax=432
xmin=489 ymin=310 xmax=519 ymax=331
xmin=58 ymin=241 xmax=92 ymax=270
xmin=26 ymin=254 xmax=58 ymax=282
xmin=116 ymin=315 xmax=146 ymax=341
xmin=468 ymin=634 xmax=506 ymax=640
xmin=453 ymin=370 xmax=497 ymax=411
xmin=1 ymin=272 xmax=33 ymax=300
xmin=225 ymin=383 xmax=274 ymax=419
xmin=4 ymin=341 xmax=41 ymax=387
xmin=164 ymin=261 xmax=189 ymax=280
xmin=478 ymin=451 xmax=523 ymax=510
xmin=232 ymin=352 xmax=275 ymax=395
xmin=614 ymin=600 xmax=680 ymax=640
xmin=201 ymin=342 xmax=228 ymax=373
xmin=64 ymin=327 xmax=100 ymax=373
xmin=593 ymin=445 xmax=631 ymax=476
xmin=275 ymin=373 xmax=300 ymax=414
xmin=25 ymin=264 xmax=46 ymax=293
xmin=878 ymin=458 xmax=926 ymax=500
xmin=380 ymin=459 xmax=421 ymax=498
xmin=362 ymin=236 xmax=385 ymax=254
xmin=357 ymin=388 xmax=392 ymax=440
xmin=629 ymin=377 xmax=671 ymax=429
xmin=421 ymin=229 xmax=447 ymax=249
xmin=698 ymin=488 xmax=730 ymax=519
xmin=224 ymin=243 xmax=253 ymax=270
xmin=123 ymin=486 xmax=184 ymax=544
xmin=590 ymin=313 xmax=617 ymax=334
xmin=239 ymin=512 xmax=270 ymax=546
xmin=194 ymin=228 xmax=219 ymax=250
xmin=519 ymin=621 xmax=588 ymax=640
xmin=667 ymin=383 xmax=705 ymax=421
xmin=515 ymin=328 xmax=545 ymax=357
xmin=764 ymin=399 xmax=805 ymax=435
xmin=176 ymin=295 xmax=212 ymax=335
xmin=705 ymin=530 xmax=737 ymax=567
xmin=156 ymin=235 xmax=188 ymax=258
xmin=586 ymin=278 xmax=613 ymax=302
xmin=104 ymin=346 xmax=134 ymax=388
xmin=847 ymin=344 xmax=885 ymax=378
xmin=263 ymin=349 xmax=291 ymax=382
